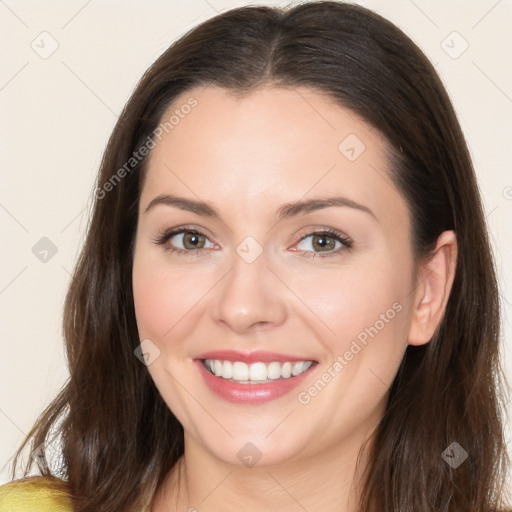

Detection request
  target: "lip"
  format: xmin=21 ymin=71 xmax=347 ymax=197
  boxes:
xmin=194 ymin=350 xmax=316 ymax=364
xmin=194 ymin=355 xmax=317 ymax=405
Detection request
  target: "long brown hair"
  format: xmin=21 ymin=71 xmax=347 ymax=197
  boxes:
xmin=10 ymin=2 xmax=510 ymax=511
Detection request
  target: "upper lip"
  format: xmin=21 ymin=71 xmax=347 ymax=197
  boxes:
xmin=195 ymin=350 xmax=317 ymax=364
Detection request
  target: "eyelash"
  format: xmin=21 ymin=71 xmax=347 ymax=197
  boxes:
xmin=152 ymin=226 xmax=353 ymax=259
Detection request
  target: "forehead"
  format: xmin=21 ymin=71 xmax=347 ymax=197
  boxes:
xmin=141 ymin=84 xmax=408 ymax=231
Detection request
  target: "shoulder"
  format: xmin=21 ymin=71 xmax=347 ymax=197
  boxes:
xmin=0 ymin=476 xmax=72 ymax=512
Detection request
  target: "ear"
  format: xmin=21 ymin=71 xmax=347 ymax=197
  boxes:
xmin=407 ymin=230 xmax=458 ymax=346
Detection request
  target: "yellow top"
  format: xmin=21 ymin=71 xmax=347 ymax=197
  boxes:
xmin=2 ymin=476 xmax=510 ymax=512
xmin=0 ymin=477 xmax=150 ymax=512
xmin=0 ymin=477 xmax=72 ymax=512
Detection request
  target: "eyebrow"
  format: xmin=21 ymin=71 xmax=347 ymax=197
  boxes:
xmin=143 ymin=193 xmax=377 ymax=221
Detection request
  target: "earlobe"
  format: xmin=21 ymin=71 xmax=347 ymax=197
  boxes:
xmin=407 ymin=230 xmax=458 ymax=346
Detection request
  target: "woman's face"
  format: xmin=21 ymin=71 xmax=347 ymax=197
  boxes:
xmin=132 ymin=85 xmax=417 ymax=467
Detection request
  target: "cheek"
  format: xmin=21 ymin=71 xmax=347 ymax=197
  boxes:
xmin=132 ymin=245 xmax=180 ymax=340
xmin=132 ymin=275 xmax=169 ymax=341
xmin=286 ymin=253 xmax=412 ymax=356
xmin=284 ymin=252 xmax=412 ymax=392
xmin=289 ymin=259 xmax=412 ymax=436
xmin=132 ymin=247 xmax=215 ymax=343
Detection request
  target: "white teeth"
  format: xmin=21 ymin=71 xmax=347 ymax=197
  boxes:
xmin=292 ymin=361 xmax=313 ymax=375
xmin=203 ymin=359 xmax=314 ymax=382
xmin=292 ymin=361 xmax=305 ymax=376
xmin=214 ymin=360 xmax=223 ymax=377
xmin=232 ymin=361 xmax=249 ymax=381
xmin=267 ymin=361 xmax=282 ymax=380
xmin=249 ymin=362 xmax=267 ymax=381
xmin=222 ymin=360 xmax=233 ymax=379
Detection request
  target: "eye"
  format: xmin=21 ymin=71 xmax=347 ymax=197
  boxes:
xmin=153 ymin=226 xmax=352 ymax=258
xmin=153 ymin=228 xmax=217 ymax=256
xmin=293 ymin=228 xmax=352 ymax=258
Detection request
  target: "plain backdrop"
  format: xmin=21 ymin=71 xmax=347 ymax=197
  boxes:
xmin=1 ymin=0 xmax=511 ymax=493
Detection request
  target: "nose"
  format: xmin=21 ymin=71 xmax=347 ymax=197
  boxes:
xmin=210 ymin=250 xmax=288 ymax=334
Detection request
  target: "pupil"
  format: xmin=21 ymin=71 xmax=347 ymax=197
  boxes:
xmin=315 ymin=235 xmax=333 ymax=251
xmin=184 ymin=232 xmax=204 ymax=249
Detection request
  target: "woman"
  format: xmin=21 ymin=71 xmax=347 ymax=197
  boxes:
xmin=1 ymin=1 xmax=510 ymax=511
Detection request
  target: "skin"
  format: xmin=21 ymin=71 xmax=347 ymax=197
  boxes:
xmin=132 ymin=84 xmax=457 ymax=512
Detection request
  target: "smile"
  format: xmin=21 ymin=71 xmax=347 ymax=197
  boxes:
xmin=194 ymin=350 xmax=317 ymax=404
xmin=203 ymin=359 xmax=313 ymax=383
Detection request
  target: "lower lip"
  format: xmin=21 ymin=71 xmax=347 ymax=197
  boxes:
xmin=195 ymin=360 xmax=315 ymax=405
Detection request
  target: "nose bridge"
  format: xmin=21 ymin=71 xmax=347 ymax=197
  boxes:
xmin=211 ymin=239 xmax=287 ymax=332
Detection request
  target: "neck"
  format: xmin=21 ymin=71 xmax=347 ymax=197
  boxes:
xmin=153 ymin=426 xmax=376 ymax=512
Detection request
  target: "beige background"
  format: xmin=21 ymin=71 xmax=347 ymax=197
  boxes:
xmin=1 ymin=0 xmax=511 ymax=493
